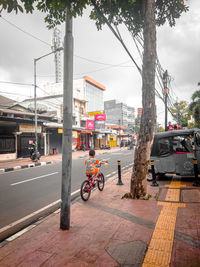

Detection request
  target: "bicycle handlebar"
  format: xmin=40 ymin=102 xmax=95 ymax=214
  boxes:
xmin=96 ymin=161 xmax=108 ymax=168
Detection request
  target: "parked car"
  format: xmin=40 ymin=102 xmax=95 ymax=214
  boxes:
xmin=149 ymin=128 xmax=200 ymax=178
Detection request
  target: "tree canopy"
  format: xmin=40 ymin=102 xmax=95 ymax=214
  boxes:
xmin=169 ymin=100 xmax=190 ymax=127
xmin=0 ymin=0 xmax=188 ymax=31
xmin=189 ymin=90 xmax=200 ymax=127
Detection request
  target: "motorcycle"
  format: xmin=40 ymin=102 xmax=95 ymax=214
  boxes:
xmin=100 ymin=144 xmax=111 ymax=150
xmin=28 ymin=146 xmax=41 ymax=162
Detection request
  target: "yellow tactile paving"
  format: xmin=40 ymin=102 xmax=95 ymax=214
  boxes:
xmin=165 ymin=188 xmax=180 ymax=202
xmin=165 ymin=181 xmax=186 ymax=188
xmin=157 ymin=202 xmax=186 ymax=208
xmin=142 ymin=180 xmax=186 ymax=267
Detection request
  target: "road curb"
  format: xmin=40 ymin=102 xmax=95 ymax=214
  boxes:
xmin=0 ymin=166 xmax=132 ymax=244
xmin=0 ymin=161 xmax=56 ymax=173
xmin=0 ymin=189 xmax=81 ymax=243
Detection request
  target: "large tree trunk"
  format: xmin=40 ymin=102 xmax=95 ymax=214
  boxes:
xmin=129 ymin=0 xmax=156 ymax=199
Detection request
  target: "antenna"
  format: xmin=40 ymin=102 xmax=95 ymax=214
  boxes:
xmin=51 ymin=27 xmax=62 ymax=83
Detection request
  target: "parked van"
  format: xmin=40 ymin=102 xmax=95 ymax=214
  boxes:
xmin=150 ymin=128 xmax=200 ymax=178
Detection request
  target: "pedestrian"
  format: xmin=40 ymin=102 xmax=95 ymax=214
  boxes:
xmin=168 ymin=122 xmax=173 ymax=131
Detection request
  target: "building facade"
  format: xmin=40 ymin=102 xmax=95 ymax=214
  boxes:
xmin=104 ymin=100 xmax=135 ymax=128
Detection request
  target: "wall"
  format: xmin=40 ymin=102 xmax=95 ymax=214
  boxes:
xmin=0 ymin=153 xmax=16 ymax=161
xmin=85 ymin=82 xmax=104 ymax=112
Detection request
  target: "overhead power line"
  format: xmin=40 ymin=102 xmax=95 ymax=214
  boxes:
xmin=0 ymin=81 xmax=33 ymax=86
xmin=1 ymin=15 xmax=135 ymax=69
xmin=1 ymin=16 xmax=51 ymax=46
xmin=90 ymin=0 xmax=142 ymax=75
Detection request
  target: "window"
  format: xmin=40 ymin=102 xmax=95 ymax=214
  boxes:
xmin=195 ymin=132 xmax=200 ymax=147
xmin=158 ymin=138 xmax=171 ymax=156
xmin=80 ymin=107 xmax=84 ymax=114
xmin=0 ymin=136 xmax=15 ymax=154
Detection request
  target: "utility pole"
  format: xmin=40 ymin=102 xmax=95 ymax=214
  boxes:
xmin=34 ymin=48 xmax=63 ymax=161
xmin=34 ymin=59 xmax=38 ymax=157
xmin=60 ymin=11 xmax=73 ymax=230
xmin=163 ymin=70 xmax=168 ymax=131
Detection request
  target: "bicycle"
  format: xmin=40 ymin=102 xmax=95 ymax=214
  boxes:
xmin=80 ymin=162 xmax=108 ymax=201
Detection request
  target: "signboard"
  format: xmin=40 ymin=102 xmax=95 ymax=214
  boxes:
xmin=72 ymin=138 xmax=77 ymax=150
xmin=72 ymin=131 xmax=78 ymax=138
xmin=88 ymin=111 xmax=103 ymax=117
xmin=86 ymin=119 xmax=95 ymax=130
xmin=137 ymin=108 xmax=143 ymax=114
xmin=58 ymin=128 xmax=63 ymax=134
xmin=19 ymin=124 xmax=41 ymax=133
xmin=95 ymin=114 xmax=106 ymax=121
xmin=95 ymin=120 xmax=105 ymax=130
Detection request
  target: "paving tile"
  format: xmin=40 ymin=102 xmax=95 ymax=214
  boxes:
xmin=172 ymin=240 xmax=200 ymax=267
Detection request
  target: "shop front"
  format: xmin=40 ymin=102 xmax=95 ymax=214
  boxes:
xmin=108 ymin=135 xmax=117 ymax=147
xmin=94 ymin=133 xmax=107 ymax=149
xmin=77 ymin=130 xmax=93 ymax=150
xmin=18 ymin=124 xmax=44 ymax=158
xmin=0 ymin=120 xmax=17 ymax=161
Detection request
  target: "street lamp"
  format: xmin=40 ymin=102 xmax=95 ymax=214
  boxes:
xmin=34 ymin=47 xmax=63 ymax=160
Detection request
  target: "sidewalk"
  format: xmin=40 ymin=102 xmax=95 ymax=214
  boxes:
xmin=0 ymin=147 xmax=122 ymax=172
xmin=0 ymin=169 xmax=200 ymax=266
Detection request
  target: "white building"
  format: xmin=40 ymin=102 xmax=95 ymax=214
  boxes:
xmin=21 ymin=76 xmax=106 ymax=128
xmin=43 ymin=76 xmax=105 ymax=113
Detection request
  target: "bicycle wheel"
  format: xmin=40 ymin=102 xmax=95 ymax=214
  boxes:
xmin=97 ymin=173 xmax=104 ymax=191
xmin=80 ymin=180 xmax=91 ymax=201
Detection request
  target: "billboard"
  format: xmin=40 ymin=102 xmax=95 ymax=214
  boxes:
xmin=137 ymin=108 xmax=143 ymax=114
xmin=88 ymin=111 xmax=103 ymax=117
xmin=86 ymin=119 xmax=95 ymax=130
xmin=95 ymin=114 xmax=106 ymax=121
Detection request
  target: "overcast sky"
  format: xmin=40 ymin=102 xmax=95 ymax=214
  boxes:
xmin=0 ymin=0 xmax=199 ymax=126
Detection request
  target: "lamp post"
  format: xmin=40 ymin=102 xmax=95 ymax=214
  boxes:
xmin=34 ymin=47 xmax=63 ymax=159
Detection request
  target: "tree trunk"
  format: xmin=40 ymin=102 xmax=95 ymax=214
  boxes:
xmin=129 ymin=0 xmax=156 ymax=199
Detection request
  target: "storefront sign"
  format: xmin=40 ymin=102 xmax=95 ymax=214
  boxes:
xmin=95 ymin=114 xmax=106 ymax=121
xmin=19 ymin=124 xmax=41 ymax=133
xmin=97 ymin=134 xmax=103 ymax=139
xmin=95 ymin=120 xmax=105 ymax=130
xmin=72 ymin=131 xmax=78 ymax=138
xmin=88 ymin=111 xmax=103 ymax=117
xmin=137 ymin=108 xmax=143 ymax=114
xmin=58 ymin=128 xmax=63 ymax=134
xmin=86 ymin=119 xmax=95 ymax=130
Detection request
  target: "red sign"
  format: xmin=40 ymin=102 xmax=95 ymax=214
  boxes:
xmin=137 ymin=108 xmax=143 ymax=114
xmin=86 ymin=119 xmax=95 ymax=130
xmin=95 ymin=114 xmax=106 ymax=121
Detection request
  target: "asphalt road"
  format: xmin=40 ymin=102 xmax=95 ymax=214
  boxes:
xmin=0 ymin=149 xmax=134 ymax=229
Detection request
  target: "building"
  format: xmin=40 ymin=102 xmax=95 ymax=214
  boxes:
xmin=43 ymin=75 xmax=105 ymax=114
xmin=0 ymin=95 xmax=16 ymax=109
xmin=104 ymin=100 xmax=135 ymax=128
xmin=0 ymin=96 xmax=58 ymax=160
xmin=20 ymin=76 xmax=106 ymax=153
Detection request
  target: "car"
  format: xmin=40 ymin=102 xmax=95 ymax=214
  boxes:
xmin=148 ymin=128 xmax=200 ymax=178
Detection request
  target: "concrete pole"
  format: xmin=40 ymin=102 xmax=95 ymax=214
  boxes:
xmin=34 ymin=59 xmax=38 ymax=158
xmin=60 ymin=11 xmax=73 ymax=230
xmin=163 ymin=70 xmax=168 ymax=131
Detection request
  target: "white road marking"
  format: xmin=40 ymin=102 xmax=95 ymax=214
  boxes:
xmin=100 ymin=157 xmax=110 ymax=161
xmin=10 ymin=172 xmax=59 ymax=186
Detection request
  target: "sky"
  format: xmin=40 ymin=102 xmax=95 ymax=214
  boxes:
xmin=0 ymin=0 xmax=199 ymax=126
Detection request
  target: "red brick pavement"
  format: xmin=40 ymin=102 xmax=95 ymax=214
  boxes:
xmin=0 ymin=169 xmax=199 ymax=266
